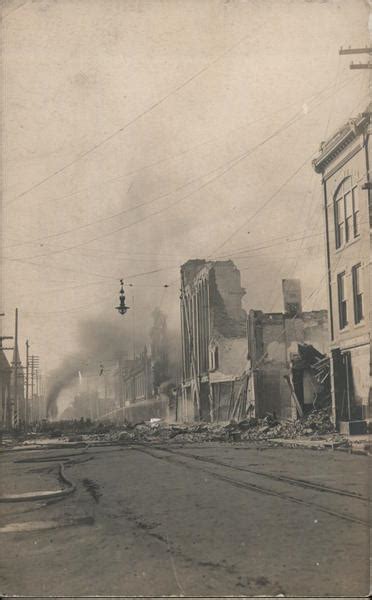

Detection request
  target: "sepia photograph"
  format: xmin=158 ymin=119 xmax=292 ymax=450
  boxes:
xmin=0 ymin=0 xmax=371 ymax=597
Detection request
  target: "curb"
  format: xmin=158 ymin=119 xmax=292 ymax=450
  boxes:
xmin=0 ymin=441 xmax=89 ymax=453
xmin=265 ymin=438 xmax=371 ymax=456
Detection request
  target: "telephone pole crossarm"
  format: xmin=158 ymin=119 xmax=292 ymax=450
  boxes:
xmin=339 ymin=46 xmax=372 ymax=71
xmin=350 ymin=62 xmax=372 ymax=69
xmin=339 ymin=46 xmax=372 ymax=55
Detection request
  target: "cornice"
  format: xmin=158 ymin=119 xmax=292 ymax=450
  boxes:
xmin=312 ymin=113 xmax=370 ymax=174
xmin=322 ymin=143 xmax=364 ymax=182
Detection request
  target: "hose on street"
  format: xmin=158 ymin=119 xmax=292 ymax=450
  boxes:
xmin=0 ymin=462 xmax=76 ymax=503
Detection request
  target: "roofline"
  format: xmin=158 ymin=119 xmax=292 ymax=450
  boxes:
xmin=312 ymin=111 xmax=370 ymax=174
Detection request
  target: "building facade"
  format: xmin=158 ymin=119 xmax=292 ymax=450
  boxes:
xmin=313 ymin=106 xmax=371 ymax=429
xmin=8 ymin=345 xmax=25 ymax=428
xmin=180 ymin=259 xmax=249 ymax=422
xmin=120 ymin=347 xmax=179 ymax=423
xmin=122 ymin=348 xmax=154 ymax=406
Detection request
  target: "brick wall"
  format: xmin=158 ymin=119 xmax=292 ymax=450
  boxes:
xmin=248 ymin=308 xmax=328 ymax=419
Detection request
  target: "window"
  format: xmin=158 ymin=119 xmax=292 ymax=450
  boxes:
xmin=337 ymin=272 xmax=348 ymax=329
xmin=352 ymin=263 xmax=364 ymax=324
xmin=334 ymin=178 xmax=359 ymax=249
xmin=209 ymin=345 xmax=218 ymax=371
xmin=344 ymin=191 xmax=352 ymax=243
xmin=352 ymin=188 xmax=360 ymax=237
xmin=335 ymin=197 xmax=344 ymax=247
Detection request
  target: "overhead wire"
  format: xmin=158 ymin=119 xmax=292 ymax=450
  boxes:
xmin=4 ymin=73 xmax=361 ymax=266
xmin=10 ymin=27 xmax=278 ymax=204
xmin=3 ymin=108 xmax=316 ymax=258
xmin=4 ymin=72 xmax=361 ymax=259
xmin=5 ymin=78 xmax=368 ymax=325
xmin=261 ymin=63 xmax=340 ymax=313
xmin=4 ymin=208 xmax=369 ymax=303
xmin=251 ymin=189 xmax=369 ymax=366
xmin=5 ymin=75 xmax=344 ymax=213
xmin=2 ymin=1 xmax=29 ymax=19
xmin=209 ymin=87 xmax=369 ymax=260
xmin=201 ymin=87 xmax=371 ymax=371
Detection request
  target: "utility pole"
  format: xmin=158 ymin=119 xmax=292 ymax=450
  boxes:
xmin=132 ymin=292 xmax=136 ymax=360
xmin=30 ymin=355 xmax=40 ymax=425
xmin=30 ymin=358 xmax=34 ymax=424
xmin=119 ymin=355 xmax=125 ymax=424
xmin=35 ymin=370 xmax=43 ymax=423
xmin=339 ymin=46 xmax=372 ymax=69
xmin=85 ymin=372 xmax=92 ymax=421
xmin=39 ymin=372 xmax=45 ymax=420
xmin=25 ymin=340 xmax=29 ymax=428
xmin=12 ymin=308 xmax=19 ymax=429
xmin=104 ymin=372 xmax=108 ymax=417
xmin=35 ymin=370 xmax=39 ymax=422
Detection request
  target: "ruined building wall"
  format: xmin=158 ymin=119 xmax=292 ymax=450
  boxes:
xmin=248 ymin=308 xmax=328 ymax=420
xmin=180 ymin=259 xmax=247 ymax=422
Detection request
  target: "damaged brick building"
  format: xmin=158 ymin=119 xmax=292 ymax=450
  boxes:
xmin=313 ymin=105 xmax=371 ymax=432
xmin=180 ymin=259 xmax=249 ymax=422
xmin=247 ymin=280 xmax=329 ymax=420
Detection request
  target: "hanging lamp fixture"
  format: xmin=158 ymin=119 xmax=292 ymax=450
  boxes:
xmin=115 ymin=279 xmax=130 ymax=316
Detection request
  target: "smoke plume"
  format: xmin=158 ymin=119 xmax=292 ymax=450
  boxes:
xmin=46 ymin=315 xmax=148 ymax=418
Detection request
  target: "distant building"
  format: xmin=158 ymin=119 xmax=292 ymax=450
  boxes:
xmin=9 ymin=344 xmax=25 ymax=427
xmin=313 ymin=105 xmax=371 ymax=431
xmin=150 ymin=308 xmax=170 ymax=392
xmin=122 ymin=347 xmax=154 ymax=407
xmin=180 ymin=259 xmax=248 ymax=422
xmin=247 ymin=280 xmax=329 ymax=420
xmin=119 ymin=346 xmax=179 ymax=423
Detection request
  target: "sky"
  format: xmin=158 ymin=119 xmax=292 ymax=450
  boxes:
xmin=1 ymin=0 xmax=370 ymax=386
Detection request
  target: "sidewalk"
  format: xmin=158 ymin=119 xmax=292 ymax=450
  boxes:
xmin=266 ymin=434 xmax=371 ymax=455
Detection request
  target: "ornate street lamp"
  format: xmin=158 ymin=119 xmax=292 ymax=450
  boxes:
xmin=115 ymin=279 xmax=130 ymax=316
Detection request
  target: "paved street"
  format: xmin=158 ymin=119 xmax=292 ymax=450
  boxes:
xmin=0 ymin=442 xmax=369 ymax=597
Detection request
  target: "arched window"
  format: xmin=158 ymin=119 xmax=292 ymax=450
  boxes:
xmin=334 ymin=177 xmax=359 ymax=249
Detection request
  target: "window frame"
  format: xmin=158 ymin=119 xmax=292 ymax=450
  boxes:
xmin=352 ymin=263 xmax=364 ymax=324
xmin=334 ymin=178 xmax=360 ymax=250
xmin=337 ymin=271 xmax=348 ymax=330
xmin=209 ymin=344 xmax=219 ymax=371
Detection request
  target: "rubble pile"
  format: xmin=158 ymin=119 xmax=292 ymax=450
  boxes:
xmin=110 ymin=409 xmax=337 ymax=444
xmin=10 ymin=410 xmax=341 ymax=448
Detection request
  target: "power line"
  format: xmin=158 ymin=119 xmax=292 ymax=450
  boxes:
xmin=2 ymin=1 xmax=29 ymax=19
xmin=5 ymin=74 xmax=359 ymax=264
xmin=4 ymin=181 xmax=368 ymax=310
xmin=208 ymin=138 xmax=370 ymax=259
xmin=10 ymin=29 xmax=266 ymax=203
xmin=5 ymin=102 xmax=369 ymax=314
xmin=2 ymin=87 xmax=321 ymax=212
xmin=5 ymin=70 xmax=357 ymax=215
xmin=22 ymin=277 xmax=172 ymax=316
xmin=4 ymin=195 xmax=368 ymax=303
xmin=210 ymin=150 xmax=316 ymax=257
xmin=4 ymin=255 xmax=118 ymax=281
xmin=22 ymin=294 xmax=114 ymax=316
xmin=4 ymin=71 xmax=361 ymax=255
xmin=3 ymin=109 xmax=312 ymax=253
xmin=5 ymin=112 xmax=304 ymax=262
xmin=261 ymin=60 xmax=345 ymax=314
